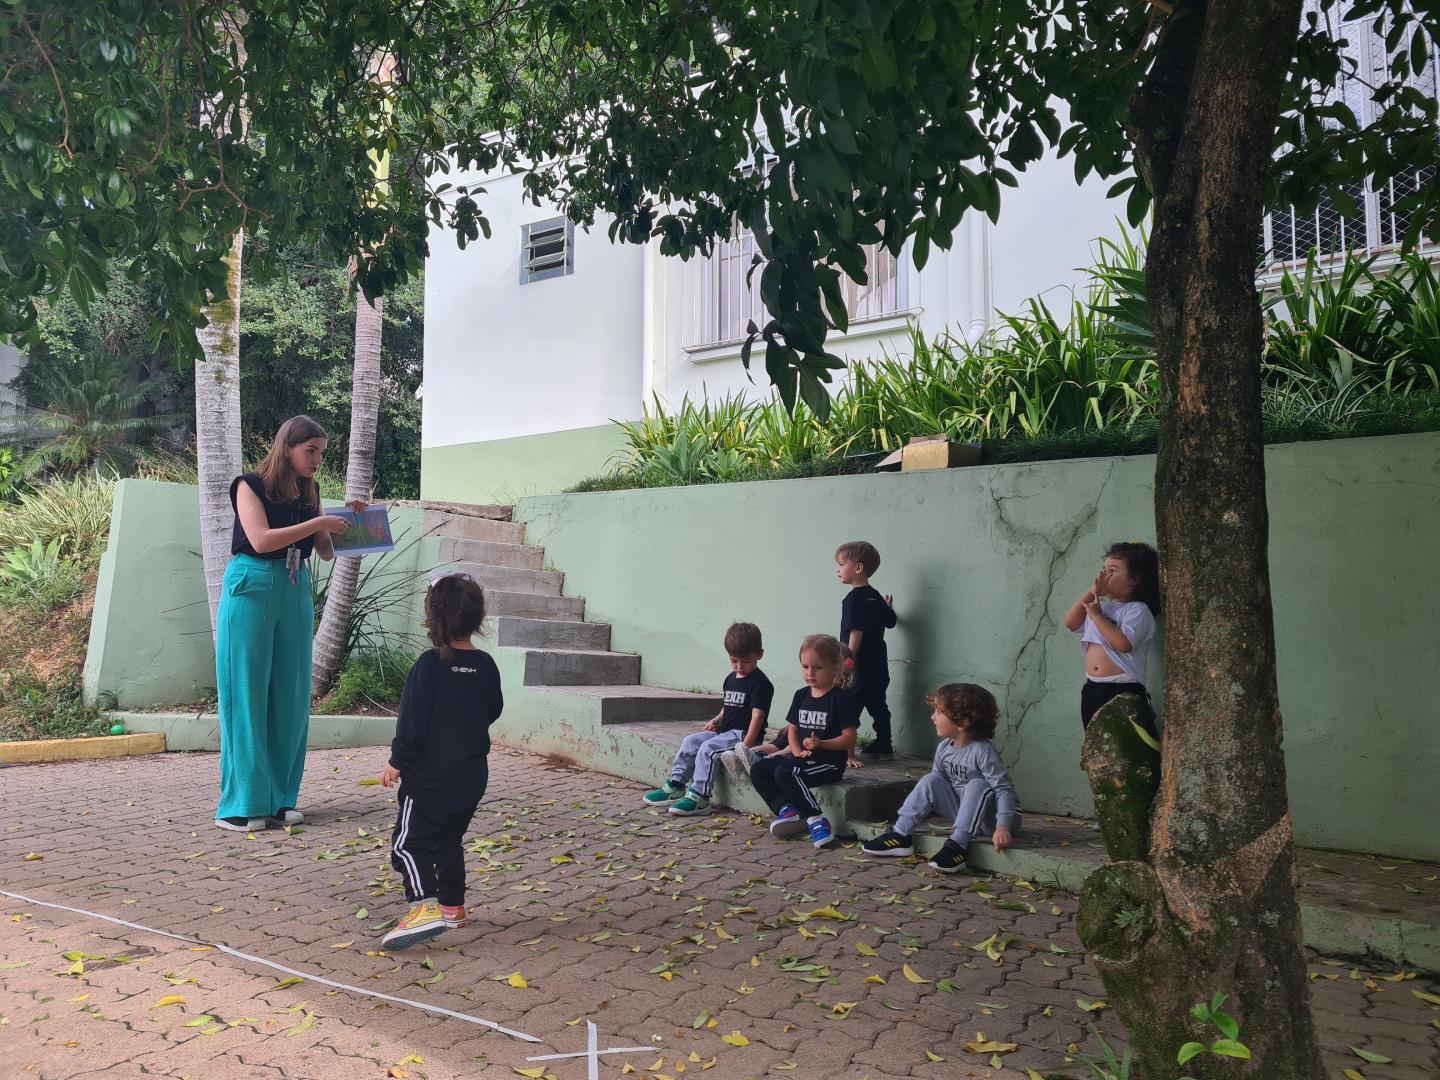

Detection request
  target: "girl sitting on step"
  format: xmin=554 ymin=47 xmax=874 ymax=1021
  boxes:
xmin=749 ymin=634 xmax=860 ymax=850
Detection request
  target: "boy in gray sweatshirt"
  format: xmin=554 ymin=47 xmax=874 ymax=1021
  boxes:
xmin=862 ymin=683 xmax=1020 ymax=873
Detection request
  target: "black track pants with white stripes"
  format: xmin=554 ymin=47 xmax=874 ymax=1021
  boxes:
xmin=750 ymin=754 xmax=845 ymax=817
xmin=390 ymin=787 xmax=481 ymax=906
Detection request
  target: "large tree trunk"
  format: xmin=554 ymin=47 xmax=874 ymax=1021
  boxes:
xmin=1075 ymin=1 xmax=1325 ymax=1077
xmin=195 ymin=229 xmax=244 ymax=631
xmin=310 ymin=286 xmax=383 ymax=693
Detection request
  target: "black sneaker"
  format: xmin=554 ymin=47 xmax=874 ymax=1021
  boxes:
xmin=215 ymin=816 xmax=266 ymax=832
xmin=862 ymin=829 xmax=914 ymax=857
xmin=862 ymin=744 xmax=895 ymax=761
xmin=928 ymin=839 xmax=969 ymax=874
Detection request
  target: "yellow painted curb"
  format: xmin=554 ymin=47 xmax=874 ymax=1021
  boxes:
xmin=0 ymin=732 xmax=166 ymax=765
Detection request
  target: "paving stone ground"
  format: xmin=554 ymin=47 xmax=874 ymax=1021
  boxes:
xmin=1 ymin=747 xmax=1438 ymax=1080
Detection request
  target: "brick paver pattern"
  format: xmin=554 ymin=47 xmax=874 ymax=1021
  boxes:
xmin=2 ymin=748 xmax=1438 ymax=1079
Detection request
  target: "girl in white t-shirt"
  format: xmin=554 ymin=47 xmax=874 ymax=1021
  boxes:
xmin=1063 ymin=542 xmax=1161 ymax=731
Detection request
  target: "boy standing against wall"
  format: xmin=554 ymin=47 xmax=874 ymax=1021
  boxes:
xmin=836 ymin=541 xmax=898 ymax=760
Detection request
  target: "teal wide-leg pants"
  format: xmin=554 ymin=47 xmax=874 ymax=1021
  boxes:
xmin=215 ymin=554 xmax=314 ymax=820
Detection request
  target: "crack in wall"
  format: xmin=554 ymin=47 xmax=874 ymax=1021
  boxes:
xmin=990 ymin=460 xmax=1119 ymax=766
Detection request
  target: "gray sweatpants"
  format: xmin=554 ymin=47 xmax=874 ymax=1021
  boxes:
xmin=669 ymin=729 xmax=745 ymax=797
xmin=895 ymin=772 xmax=1016 ymax=848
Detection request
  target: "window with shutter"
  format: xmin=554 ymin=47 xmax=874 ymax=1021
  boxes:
xmin=520 ymin=217 xmax=575 ymax=284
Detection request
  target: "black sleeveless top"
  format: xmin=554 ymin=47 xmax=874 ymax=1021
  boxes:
xmin=229 ymin=473 xmax=319 ymax=560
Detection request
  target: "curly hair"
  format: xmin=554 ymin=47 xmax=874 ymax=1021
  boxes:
xmin=799 ymin=633 xmax=855 ymax=690
xmin=926 ymin=683 xmax=999 ymax=740
xmin=426 ymin=573 xmax=486 ymax=659
xmin=1106 ymin=541 xmax=1161 ymax=615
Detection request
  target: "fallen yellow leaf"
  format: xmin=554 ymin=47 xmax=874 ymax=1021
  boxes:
xmin=901 ymin=964 xmax=929 ymax=984
xmin=1343 ymin=1071 xmax=1366 ymax=1080
xmin=513 ymin=1069 xmax=547 ymax=1079
xmin=715 ymin=926 xmax=734 ymax=941
xmin=151 ymin=995 xmax=186 ymax=1009
xmin=924 ymin=1050 xmax=945 ymax=1062
xmin=856 ymin=941 xmax=879 ymax=957
xmin=23 ymin=853 xmax=43 ymax=861
xmin=865 ymin=975 xmax=887 ymax=985
xmin=962 ymin=1033 xmax=1018 ymax=1054
xmin=506 ymin=972 xmax=529 ymax=989
xmin=720 ymin=1031 xmax=750 ymax=1047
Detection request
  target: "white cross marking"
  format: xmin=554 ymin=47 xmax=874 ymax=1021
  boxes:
xmin=525 ymin=1021 xmax=653 ymax=1079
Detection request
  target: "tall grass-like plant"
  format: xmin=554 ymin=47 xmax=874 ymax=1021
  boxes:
xmin=0 ymin=475 xmax=116 ymax=563
xmin=580 ymin=241 xmax=1440 ymax=492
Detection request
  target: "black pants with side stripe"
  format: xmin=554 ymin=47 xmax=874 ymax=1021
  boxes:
xmin=750 ymin=754 xmax=846 ymax=817
xmin=390 ymin=786 xmax=481 ymax=906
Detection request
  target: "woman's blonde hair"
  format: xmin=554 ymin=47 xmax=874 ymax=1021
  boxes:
xmin=799 ymin=633 xmax=854 ymax=690
xmin=257 ymin=415 xmax=327 ymax=508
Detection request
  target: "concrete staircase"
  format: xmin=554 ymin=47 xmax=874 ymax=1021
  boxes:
xmin=423 ymin=501 xmax=929 ymax=833
xmin=425 ymin=502 xmax=718 ymax=720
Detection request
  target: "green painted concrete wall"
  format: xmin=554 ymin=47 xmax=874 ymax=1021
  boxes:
xmin=83 ymin=480 xmax=433 ymax=708
xmin=513 ymin=432 xmax=1440 ymax=860
xmin=420 ymin=424 xmax=630 ymax=505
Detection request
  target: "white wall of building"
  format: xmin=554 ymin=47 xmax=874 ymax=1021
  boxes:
xmin=423 ymin=149 xmax=1126 ymax=445
xmin=422 ymin=170 xmax=646 ymax=450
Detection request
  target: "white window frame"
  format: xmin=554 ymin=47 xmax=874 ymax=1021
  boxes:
xmin=1261 ymin=1 xmax=1438 ymax=273
xmin=690 ymin=223 xmax=913 ymax=350
xmin=519 ymin=216 xmax=575 ymax=284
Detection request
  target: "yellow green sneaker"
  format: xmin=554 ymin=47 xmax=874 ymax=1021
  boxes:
xmin=381 ymin=900 xmax=447 ymax=950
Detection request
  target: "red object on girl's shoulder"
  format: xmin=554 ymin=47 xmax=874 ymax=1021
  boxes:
xmin=843 ymin=657 xmax=855 ymax=669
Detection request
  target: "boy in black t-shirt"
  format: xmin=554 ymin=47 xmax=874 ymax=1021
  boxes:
xmin=642 ymin=623 xmax=775 ymax=816
xmin=836 ymin=540 xmax=898 ymax=759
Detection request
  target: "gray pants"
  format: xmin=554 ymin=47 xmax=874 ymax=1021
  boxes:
xmin=895 ymin=773 xmax=1015 ymax=848
xmin=669 ymin=729 xmax=744 ymax=797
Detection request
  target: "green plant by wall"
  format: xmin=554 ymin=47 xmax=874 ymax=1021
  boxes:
xmin=0 ymin=539 xmax=86 ymax=616
xmin=0 ymin=475 xmax=115 ymax=565
xmin=578 ymin=246 xmax=1440 ymax=493
xmin=315 ymin=646 xmax=416 ymax=714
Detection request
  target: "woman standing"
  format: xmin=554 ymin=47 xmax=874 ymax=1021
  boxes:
xmin=215 ymin=416 xmax=362 ymax=831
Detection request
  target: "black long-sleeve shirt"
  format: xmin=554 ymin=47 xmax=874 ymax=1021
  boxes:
xmin=389 ymin=648 xmax=503 ymax=799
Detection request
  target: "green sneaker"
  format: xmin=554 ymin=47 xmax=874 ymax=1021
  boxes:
xmin=643 ymin=781 xmax=685 ymax=807
xmin=668 ymin=790 xmax=711 ymax=816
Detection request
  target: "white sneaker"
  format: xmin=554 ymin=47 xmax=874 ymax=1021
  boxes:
xmin=268 ymin=808 xmax=304 ymax=826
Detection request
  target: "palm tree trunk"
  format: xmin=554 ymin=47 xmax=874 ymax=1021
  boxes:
xmin=195 ymin=229 xmax=245 ymax=631
xmin=311 ymin=286 xmax=383 ymax=693
xmin=195 ymin=11 xmax=247 ymax=633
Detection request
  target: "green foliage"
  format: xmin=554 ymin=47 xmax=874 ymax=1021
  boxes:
xmin=0 ymin=475 xmax=115 ymax=564
xmin=0 ymin=539 xmax=86 ymax=615
xmin=478 ymin=0 xmax=1439 ymax=416
xmin=315 ymin=646 xmax=415 ymax=715
xmin=581 ymin=248 xmax=1440 ymax=491
xmin=1073 ymin=1025 xmax=1135 ymax=1080
xmin=0 ymin=447 xmax=15 ymax=500
xmin=7 ymin=351 xmax=178 ymax=479
xmin=0 ymin=675 xmax=109 ymax=742
xmin=309 ymin=521 xmax=427 ymax=672
xmin=12 ymin=245 xmax=424 ymax=498
xmin=1178 ymin=992 xmax=1253 ymax=1075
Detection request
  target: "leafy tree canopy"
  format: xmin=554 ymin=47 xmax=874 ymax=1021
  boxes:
xmin=2 ymin=0 xmax=1435 ymax=410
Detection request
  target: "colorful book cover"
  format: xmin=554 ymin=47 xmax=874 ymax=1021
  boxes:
xmin=326 ymin=505 xmax=395 ymax=556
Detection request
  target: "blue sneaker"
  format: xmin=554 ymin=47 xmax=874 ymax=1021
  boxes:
xmin=807 ymin=816 xmax=837 ymax=849
xmin=769 ymin=805 xmax=807 ymax=839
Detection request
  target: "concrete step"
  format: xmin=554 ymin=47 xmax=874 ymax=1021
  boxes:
xmin=614 ymin=719 xmax=932 ymax=830
xmin=523 ymin=649 xmax=641 ymax=687
xmin=485 ymin=590 xmax=585 ymax=620
xmin=420 ymin=500 xmax=512 ymax=520
xmin=498 ymin=616 xmax=611 ymax=651
xmin=847 ymin=816 xmax=1440 ymax=971
xmin=425 ymin=509 xmax=526 ymax=545
xmin=437 ymin=536 xmax=545 ymax=570
xmin=534 ymin=684 xmax=721 ymax=725
xmin=446 ymin=561 xmax=562 ymax=596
